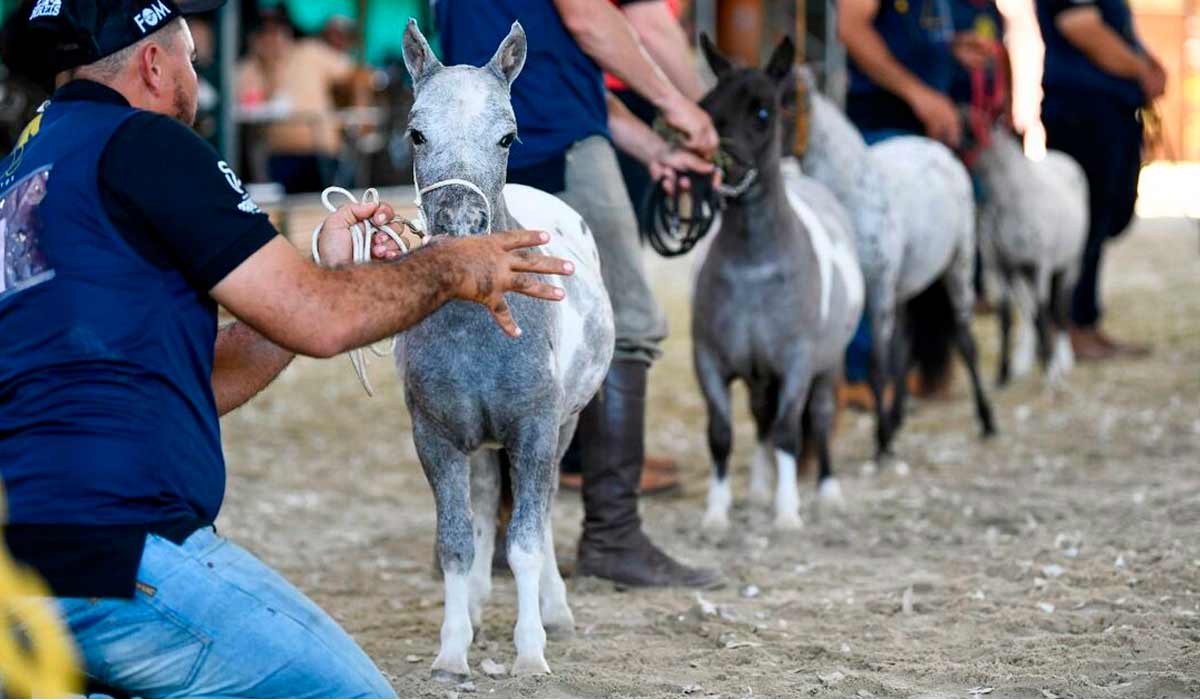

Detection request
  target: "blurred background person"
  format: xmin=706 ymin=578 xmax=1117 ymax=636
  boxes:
xmin=1036 ymin=0 xmax=1163 ymax=360
xmin=236 ymin=7 xmax=363 ymax=193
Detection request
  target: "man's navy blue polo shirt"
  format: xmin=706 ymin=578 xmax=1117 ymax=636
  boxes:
xmin=1037 ymin=0 xmax=1145 ymax=118
xmin=0 ymin=80 xmax=277 ymax=598
xmin=435 ymin=0 xmax=609 ymax=192
xmin=846 ymin=0 xmax=957 ymax=134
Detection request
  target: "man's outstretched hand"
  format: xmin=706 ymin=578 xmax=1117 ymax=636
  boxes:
xmin=436 ymin=229 xmax=575 ymax=338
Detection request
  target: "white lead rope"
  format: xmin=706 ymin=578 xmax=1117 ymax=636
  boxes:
xmin=309 ymin=177 xmax=493 ymax=396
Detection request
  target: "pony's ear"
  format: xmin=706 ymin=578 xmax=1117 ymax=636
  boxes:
xmin=488 ymin=21 xmax=527 ymax=87
xmin=765 ymin=36 xmax=795 ymax=84
xmin=403 ymin=18 xmax=443 ymax=87
xmin=700 ymin=32 xmax=733 ymax=79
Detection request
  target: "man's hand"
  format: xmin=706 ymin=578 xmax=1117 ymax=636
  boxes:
xmin=650 ymin=146 xmax=718 ymax=195
xmin=952 ymin=33 xmax=993 ymax=71
xmin=437 ymin=230 xmax=574 ymax=337
xmin=1137 ymin=55 xmax=1166 ymax=100
xmin=316 ymin=201 xmax=403 ymax=266
xmin=660 ymin=94 xmax=720 ymax=157
xmin=907 ymin=84 xmax=962 ymax=148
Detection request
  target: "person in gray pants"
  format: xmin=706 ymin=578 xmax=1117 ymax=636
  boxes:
xmin=437 ymin=0 xmax=721 ymax=587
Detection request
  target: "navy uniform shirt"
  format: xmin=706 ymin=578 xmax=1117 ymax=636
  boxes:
xmin=435 ymin=0 xmax=609 ymax=192
xmin=1037 ymin=0 xmax=1145 ymax=117
xmin=948 ymin=0 xmax=1005 ymax=103
xmin=846 ymin=0 xmax=958 ymax=134
xmin=0 ymin=80 xmax=277 ymax=598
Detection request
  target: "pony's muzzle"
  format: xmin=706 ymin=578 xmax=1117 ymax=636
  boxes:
xmin=423 ymin=189 xmax=491 ymax=236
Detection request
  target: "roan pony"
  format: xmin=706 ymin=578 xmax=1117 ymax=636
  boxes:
xmin=971 ymin=125 xmax=1087 ymax=386
xmin=693 ymin=37 xmax=864 ymax=531
xmin=397 ymin=20 xmax=614 ymax=680
xmin=789 ymin=66 xmax=996 ymax=458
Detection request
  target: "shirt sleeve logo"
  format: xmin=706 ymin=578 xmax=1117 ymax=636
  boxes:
xmin=29 ymin=0 xmax=61 ymax=19
xmin=217 ymin=161 xmax=262 ymax=215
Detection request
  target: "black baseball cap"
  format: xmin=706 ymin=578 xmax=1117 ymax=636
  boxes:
xmin=1 ymin=0 xmax=224 ymax=86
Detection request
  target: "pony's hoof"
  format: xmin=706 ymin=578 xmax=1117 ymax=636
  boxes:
xmin=542 ymin=606 xmax=576 ymax=639
xmin=512 ymin=655 xmax=551 ymax=676
xmin=702 ymin=510 xmax=731 ymax=532
xmin=772 ymin=513 xmax=804 ymax=531
xmin=816 ymin=478 xmax=846 ymax=511
xmin=431 ymin=665 xmax=471 ymax=685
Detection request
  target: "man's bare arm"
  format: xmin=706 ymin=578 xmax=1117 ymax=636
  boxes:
xmin=212 ymin=321 xmax=294 ymax=416
xmin=621 ymin=1 xmax=706 ymax=101
xmin=554 ymin=0 xmax=717 ymax=155
xmin=210 ymin=231 xmax=572 ymax=360
xmin=837 ymin=0 xmax=962 ymax=146
xmin=1056 ymin=6 xmax=1162 ymax=98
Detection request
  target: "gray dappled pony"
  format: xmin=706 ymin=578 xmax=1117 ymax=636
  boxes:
xmin=396 ymin=20 xmax=614 ymax=680
xmin=693 ymin=36 xmax=864 ymax=531
xmin=789 ymin=65 xmax=996 ymax=458
xmin=971 ymin=125 xmax=1087 ymax=387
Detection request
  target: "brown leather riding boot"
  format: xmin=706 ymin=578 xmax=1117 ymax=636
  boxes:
xmin=576 ymin=360 xmax=721 ymax=588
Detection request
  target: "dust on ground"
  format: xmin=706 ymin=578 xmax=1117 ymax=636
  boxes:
xmin=220 ymin=217 xmax=1200 ymax=698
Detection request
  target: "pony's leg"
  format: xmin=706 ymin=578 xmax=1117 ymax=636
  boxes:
xmin=1049 ymin=269 xmax=1076 ymax=379
xmin=996 ymin=283 xmax=1013 ymax=387
xmin=885 ymin=306 xmax=911 ymax=452
xmin=539 ymin=418 xmax=577 ymax=637
xmin=809 ymin=372 xmax=844 ymax=510
xmin=467 ymin=450 xmax=500 ymax=632
xmin=772 ymin=357 xmax=814 ymax=531
xmin=952 ymin=319 xmax=997 ymax=438
xmin=868 ymin=298 xmax=897 ymax=458
xmin=506 ymin=420 xmax=558 ymax=676
xmin=747 ymin=378 xmax=780 ymax=506
xmin=413 ymin=418 xmax=475 ymax=682
xmin=1034 ymin=268 xmax=1055 ymax=373
xmin=945 ymin=251 xmax=997 ymax=438
xmin=696 ymin=347 xmax=734 ymax=531
xmin=1011 ymin=275 xmax=1038 ymax=379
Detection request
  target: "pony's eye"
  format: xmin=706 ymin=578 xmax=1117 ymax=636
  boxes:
xmin=757 ymin=107 xmax=771 ymax=123
xmin=410 ymin=129 xmax=427 ymax=145
xmin=499 ymin=132 xmax=516 ymax=148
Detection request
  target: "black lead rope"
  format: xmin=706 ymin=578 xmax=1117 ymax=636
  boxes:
xmin=638 ymin=170 xmax=723 ymax=258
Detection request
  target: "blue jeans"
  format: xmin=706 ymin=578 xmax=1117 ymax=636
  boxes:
xmin=45 ymin=527 xmax=395 ymax=698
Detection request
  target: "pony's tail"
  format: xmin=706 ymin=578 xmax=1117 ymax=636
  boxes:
xmin=906 ymin=278 xmax=957 ymax=395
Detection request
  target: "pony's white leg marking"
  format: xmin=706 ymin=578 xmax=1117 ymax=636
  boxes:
xmin=432 ymin=572 xmax=473 ymax=681
xmin=467 ymin=464 xmax=498 ymax=630
xmin=817 ymin=476 xmax=845 ymax=509
xmin=773 ymin=450 xmax=803 ymax=530
xmin=1047 ymin=330 xmax=1074 ymax=386
xmin=538 ymin=520 xmax=574 ymax=635
xmin=748 ymin=442 xmax=774 ymax=506
xmin=1012 ymin=280 xmax=1037 ymax=378
xmin=509 ymin=543 xmax=550 ymax=676
xmin=702 ymin=472 xmax=732 ymax=531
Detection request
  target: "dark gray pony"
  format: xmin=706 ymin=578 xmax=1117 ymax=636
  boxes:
xmin=397 ymin=21 xmax=614 ymax=679
xmin=693 ymin=37 xmax=864 ymax=531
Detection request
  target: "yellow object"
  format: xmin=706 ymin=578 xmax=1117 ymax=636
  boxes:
xmin=0 ymin=482 xmax=81 ymax=698
xmin=896 ymin=0 xmax=909 ymax=13
xmin=974 ymin=15 xmax=998 ymax=40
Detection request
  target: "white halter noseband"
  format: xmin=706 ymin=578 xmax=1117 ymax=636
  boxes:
xmin=309 ymin=175 xmax=492 ymax=396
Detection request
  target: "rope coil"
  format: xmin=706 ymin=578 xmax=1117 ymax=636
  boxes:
xmin=310 ymin=177 xmax=493 ymax=396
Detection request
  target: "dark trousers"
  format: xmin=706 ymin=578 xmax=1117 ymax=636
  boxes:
xmin=1043 ymin=99 xmax=1143 ymax=327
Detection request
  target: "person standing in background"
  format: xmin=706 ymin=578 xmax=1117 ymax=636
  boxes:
xmin=237 ymin=7 xmax=363 ymax=193
xmin=558 ymin=0 xmax=707 ymax=496
xmin=1036 ymin=0 xmax=1163 ymax=360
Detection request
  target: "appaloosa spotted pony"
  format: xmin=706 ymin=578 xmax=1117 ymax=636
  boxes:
xmin=397 ymin=20 xmax=613 ymax=680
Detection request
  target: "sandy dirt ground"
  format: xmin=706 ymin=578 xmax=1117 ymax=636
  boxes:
xmin=220 ymin=216 xmax=1200 ymax=698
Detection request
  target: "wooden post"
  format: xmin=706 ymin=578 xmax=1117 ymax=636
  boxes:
xmin=718 ymin=0 xmax=763 ymax=65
